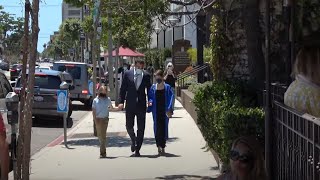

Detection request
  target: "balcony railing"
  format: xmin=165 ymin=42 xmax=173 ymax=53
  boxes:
xmin=176 ymin=64 xmax=211 ymax=97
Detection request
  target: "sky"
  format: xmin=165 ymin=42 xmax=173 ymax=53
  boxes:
xmin=1 ymin=0 xmax=62 ymax=52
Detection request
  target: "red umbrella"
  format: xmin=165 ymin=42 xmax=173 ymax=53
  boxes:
xmin=103 ymin=46 xmax=145 ymax=57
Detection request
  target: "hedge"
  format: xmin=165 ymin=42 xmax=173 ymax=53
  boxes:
xmin=192 ymin=80 xmax=265 ymax=165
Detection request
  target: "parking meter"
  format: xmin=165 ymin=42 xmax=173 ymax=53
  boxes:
xmin=5 ymin=92 xmax=19 ymax=175
xmin=59 ymin=82 xmax=70 ymax=148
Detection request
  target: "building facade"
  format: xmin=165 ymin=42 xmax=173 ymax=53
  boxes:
xmin=61 ymin=1 xmax=83 ymax=22
xmin=151 ymin=3 xmax=199 ymax=49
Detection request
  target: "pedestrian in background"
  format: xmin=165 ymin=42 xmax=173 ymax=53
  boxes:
xmin=130 ymin=63 xmax=135 ymax=70
xmin=0 ymin=115 xmax=9 ymax=180
xmin=147 ymin=63 xmax=154 ymax=83
xmin=92 ymin=86 xmax=120 ymax=158
xmin=147 ymin=70 xmax=174 ymax=155
xmin=164 ymin=62 xmax=176 ymax=117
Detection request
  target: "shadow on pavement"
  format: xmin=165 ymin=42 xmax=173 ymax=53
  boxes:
xmin=173 ymin=107 xmax=185 ymax=110
xmin=155 ymin=175 xmax=216 ymax=180
xmin=128 ymin=152 xmax=181 ymax=159
xmin=170 ymin=117 xmax=183 ymax=119
xmin=32 ymin=117 xmax=73 ymax=128
xmin=72 ymin=104 xmax=91 ymax=111
xmin=67 ymin=136 xmax=179 ymax=148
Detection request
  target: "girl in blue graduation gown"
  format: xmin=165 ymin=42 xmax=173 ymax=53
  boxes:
xmin=147 ymin=70 xmax=174 ymax=155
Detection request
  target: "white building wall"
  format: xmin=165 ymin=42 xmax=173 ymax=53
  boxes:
xmin=62 ymin=1 xmax=82 ymax=22
xmin=150 ymin=2 xmax=199 ymax=49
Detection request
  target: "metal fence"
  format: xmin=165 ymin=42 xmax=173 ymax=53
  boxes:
xmin=176 ymin=64 xmax=211 ymax=97
xmin=271 ymin=84 xmax=320 ymax=180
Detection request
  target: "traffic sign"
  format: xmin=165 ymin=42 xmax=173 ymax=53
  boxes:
xmin=88 ymin=80 xmax=94 ymax=95
xmin=57 ymin=90 xmax=68 ymax=113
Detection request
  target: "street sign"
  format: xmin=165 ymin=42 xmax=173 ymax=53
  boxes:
xmin=88 ymin=80 xmax=94 ymax=95
xmin=57 ymin=90 xmax=68 ymax=113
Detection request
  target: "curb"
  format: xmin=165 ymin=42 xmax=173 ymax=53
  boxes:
xmin=46 ymin=112 xmax=91 ymax=147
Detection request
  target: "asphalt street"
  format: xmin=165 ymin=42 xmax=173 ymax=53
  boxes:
xmin=4 ymin=101 xmax=90 ymax=155
xmin=3 ymin=68 xmax=91 ymax=156
xmin=30 ymin=102 xmax=90 ymax=155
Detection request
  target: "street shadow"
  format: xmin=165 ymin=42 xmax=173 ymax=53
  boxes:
xmin=211 ymin=166 xmax=219 ymax=171
xmin=129 ymin=154 xmax=159 ymax=159
xmin=128 ymin=152 xmax=180 ymax=159
xmin=170 ymin=116 xmax=183 ymax=119
xmin=67 ymin=136 xmax=179 ymax=148
xmin=72 ymin=104 xmax=91 ymax=111
xmin=100 ymin=156 xmax=118 ymax=159
xmin=32 ymin=117 xmax=74 ymax=128
xmin=173 ymin=107 xmax=185 ymax=110
xmin=155 ymin=175 xmax=216 ymax=180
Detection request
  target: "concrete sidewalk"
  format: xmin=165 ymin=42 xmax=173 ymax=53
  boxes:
xmin=12 ymin=101 xmax=219 ymax=180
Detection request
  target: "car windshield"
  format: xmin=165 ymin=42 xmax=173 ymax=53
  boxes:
xmin=16 ymin=75 xmax=61 ymax=89
xmin=57 ymin=65 xmax=81 ymax=79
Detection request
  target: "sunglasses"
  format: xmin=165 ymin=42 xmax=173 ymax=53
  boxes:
xmin=230 ymin=150 xmax=253 ymax=164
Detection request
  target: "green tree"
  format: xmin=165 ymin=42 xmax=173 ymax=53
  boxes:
xmin=65 ymin=0 xmax=168 ymax=49
xmin=0 ymin=6 xmax=25 ymax=61
xmin=45 ymin=18 xmax=82 ymax=60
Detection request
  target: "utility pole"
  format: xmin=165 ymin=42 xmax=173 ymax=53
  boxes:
xmin=107 ymin=6 xmax=114 ymax=99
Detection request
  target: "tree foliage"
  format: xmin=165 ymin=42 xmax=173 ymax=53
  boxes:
xmin=43 ymin=18 xmax=81 ymax=60
xmin=64 ymin=0 xmax=168 ymax=49
xmin=0 ymin=6 xmax=24 ymax=61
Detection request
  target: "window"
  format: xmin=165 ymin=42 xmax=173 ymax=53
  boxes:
xmin=57 ymin=65 xmax=81 ymax=79
xmin=16 ymin=75 xmax=62 ymax=89
xmin=68 ymin=10 xmax=80 ymax=16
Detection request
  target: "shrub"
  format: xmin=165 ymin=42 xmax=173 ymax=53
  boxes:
xmin=193 ymin=80 xmax=265 ymax=165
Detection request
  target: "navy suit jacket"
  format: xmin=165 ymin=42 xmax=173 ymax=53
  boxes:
xmin=119 ymin=69 xmax=152 ymax=112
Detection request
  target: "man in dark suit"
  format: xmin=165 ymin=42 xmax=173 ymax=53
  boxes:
xmin=118 ymin=60 xmax=152 ymax=157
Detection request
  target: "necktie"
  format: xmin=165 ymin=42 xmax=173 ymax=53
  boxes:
xmin=135 ymin=73 xmax=141 ymax=90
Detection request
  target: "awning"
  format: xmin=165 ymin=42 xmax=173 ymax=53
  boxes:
xmin=103 ymin=46 xmax=145 ymax=57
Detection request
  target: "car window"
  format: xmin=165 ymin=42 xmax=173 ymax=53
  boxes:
xmin=16 ymin=75 xmax=62 ymax=89
xmin=0 ymin=74 xmax=12 ymax=96
xmin=57 ymin=65 xmax=81 ymax=79
xmin=62 ymin=73 xmax=73 ymax=84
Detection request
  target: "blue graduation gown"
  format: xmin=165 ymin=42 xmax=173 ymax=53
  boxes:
xmin=147 ymin=83 xmax=174 ymax=139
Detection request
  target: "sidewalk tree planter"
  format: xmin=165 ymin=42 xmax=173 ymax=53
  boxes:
xmin=193 ymin=80 xmax=265 ymax=166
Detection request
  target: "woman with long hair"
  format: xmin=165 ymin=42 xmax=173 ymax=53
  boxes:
xmin=164 ymin=62 xmax=176 ymax=117
xmin=284 ymin=46 xmax=320 ymax=117
xmin=217 ymin=136 xmax=267 ymax=180
xmin=147 ymin=70 xmax=174 ymax=155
